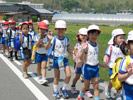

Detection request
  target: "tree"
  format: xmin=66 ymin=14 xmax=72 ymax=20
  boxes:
xmin=3 ymin=16 xmax=7 ymax=21
xmin=32 ymin=16 xmax=37 ymax=22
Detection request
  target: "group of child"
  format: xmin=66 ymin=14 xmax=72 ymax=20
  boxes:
xmin=0 ymin=19 xmax=133 ymax=100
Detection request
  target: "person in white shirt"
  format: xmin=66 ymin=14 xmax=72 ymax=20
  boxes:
xmin=52 ymin=20 xmax=73 ymax=99
xmin=104 ymin=28 xmax=125 ymax=100
xmin=118 ymin=30 xmax=133 ymax=100
xmin=34 ymin=21 xmax=52 ymax=85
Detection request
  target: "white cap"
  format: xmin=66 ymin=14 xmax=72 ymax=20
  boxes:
xmin=108 ymin=28 xmax=125 ymax=45
xmin=18 ymin=23 xmax=22 ymax=26
xmin=127 ymin=30 xmax=133 ymax=42
xmin=88 ymin=25 xmax=101 ymax=33
xmin=55 ymin=20 xmax=66 ymax=28
xmin=42 ymin=20 xmax=50 ymax=25
xmin=76 ymin=28 xmax=88 ymax=39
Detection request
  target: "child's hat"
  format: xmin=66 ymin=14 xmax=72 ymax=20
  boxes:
xmin=55 ymin=20 xmax=66 ymax=28
xmin=28 ymin=21 xmax=33 ymax=25
xmin=3 ymin=21 xmax=9 ymax=25
xmin=10 ymin=20 xmax=16 ymax=24
xmin=42 ymin=20 xmax=50 ymax=25
xmin=108 ymin=28 xmax=125 ymax=45
xmin=18 ymin=23 xmax=22 ymax=26
xmin=37 ymin=22 xmax=48 ymax=29
xmin=21 ymin=22 xmax=29 ymax=26
xmin=88 ymin=25 xmax=101 ymax=33
xmin=127 ymin=30 xmax=133 ymax=42
xmin=76 ymin=28 xmax=88 ymax=39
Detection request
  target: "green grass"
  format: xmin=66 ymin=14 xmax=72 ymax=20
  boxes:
xmin=34 ymin=24 xmax=133 ymax=81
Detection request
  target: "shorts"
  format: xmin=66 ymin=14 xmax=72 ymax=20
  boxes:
xmin=8 ymin=38 xmax=15 ymax=48
xmin=1 ymin=37 xmax=7 ymax=45
xmin=20 ymin=49 xmax=31 ymax=60
xmin=35 ymin=53 xmax=48 ymax=63
xmin=108 ymin=68 xmax=113 ymax=77
xmin=74 ymin=62 xmax=82 ymax=74
xmin=122 ymin=83 xmax=133 ymax=100
xmin=53 ymin=57 xmax=69 ymax=69
xmin=82 ymin=63 xmax=99 ymax=80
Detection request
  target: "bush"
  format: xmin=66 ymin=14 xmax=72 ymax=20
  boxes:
xmin=32 ymin=16 xmax=37 ymax=22
xmin=3 ymin=16 xmax=7 ymax=21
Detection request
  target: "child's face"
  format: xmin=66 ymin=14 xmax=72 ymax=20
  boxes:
xmin=128 ymin=42 xmax=133 ymax=54
xmin=38 ymin=28 xmax=47 ymax=35
xmin=88 ymin=31 xmax=99 ymax=43
xmin=10 ymin=23 xmax=16 ymax=29
xmin=21 ymin=24 xmax=29 ymax=35
xmin=19 ymin=26 xmax=21 ymax=30
xmin=4 ymin=24 xmax=9 ymax=29
xmin=55 ymin=28 xmax=66 ymax=37
xmin=79 ymin=34 xmax=88 ymax=42
xmin=29 ymin=24 xmax=33 ymax=30
xmin=114 ymin=35 xmax=125 ymax=46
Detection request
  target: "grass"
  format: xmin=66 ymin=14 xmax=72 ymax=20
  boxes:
xmin=34 ymin=24 xmax=133 ymax=81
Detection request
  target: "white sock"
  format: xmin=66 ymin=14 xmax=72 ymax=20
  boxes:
xmin=42 ymin=77 xmax=46 ymax=80
xmin=62 ymin=82 xmax=68 ymax=90
xmin=53 ymin=84 xmax=58 ymax=93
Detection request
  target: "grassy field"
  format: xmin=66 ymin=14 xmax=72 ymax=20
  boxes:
xmin=34 ymin=24 xmax=132 ymax=81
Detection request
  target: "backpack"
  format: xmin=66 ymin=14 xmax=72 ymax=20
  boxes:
xmin=110 ymin=55 xmax=130 ymax=90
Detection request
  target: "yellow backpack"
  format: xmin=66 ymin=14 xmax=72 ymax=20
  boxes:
xmin=110 ymin=55 xmax=130 ymax=90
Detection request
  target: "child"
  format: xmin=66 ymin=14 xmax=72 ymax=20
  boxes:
xmin=104 ymin=28 xmax=125 ymax=100
xmin=118 ymin=30 xmax=133 ymax=100
xmin=7 ymin=20 xmax=18 ymax=61
xmin=34 ymin=21 xmax=52 ymax=84
xmin=52 ymin=20 xmax=72 ymax=99
xmin=19 ymin=22 xmax=33 ymax=79
xmin=71 ymin=28 xmax=93 ymax=98
xmin=1 ymin=21 xmax=10 ymax=57
xmin=77 ymin=25 xmax=106 ymax=100
xmin=28 ymin=21 xmax=36 ymax=46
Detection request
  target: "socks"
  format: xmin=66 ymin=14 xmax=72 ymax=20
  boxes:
xmin=15 ymin=51 xmax=18 ymax=60
xmin=62 ymin=82 xmax=68 ymax=90
xmin=53 ymin=84 xmax=58 ymax=93
xmin=78 ymin=91 xmax=85 ymax=98
xmin=10 ymin=51 xmax=13 ymax=58
xmin=94 ymin=96 xmax=100 ymax=100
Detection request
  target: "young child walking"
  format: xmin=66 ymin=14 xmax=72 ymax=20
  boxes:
xmin=71 ymin=28 xmax=93 ymax=98
xmin=104 ymin=28 xmax=125 ymax=100
xmin=7 ymin=20 xmax=18 ymax=61
xmin=52 ymin=20 xmax=72 ymax=99
xmin=34 ymin=21 xmax=52 ymax=84
xmin=118 ymin=30 xmax=133 ymax=100
xmin=19 ymin=22 xmax=33 ymax=78
xmin=77 ymin=25 xmax=106 ymax=100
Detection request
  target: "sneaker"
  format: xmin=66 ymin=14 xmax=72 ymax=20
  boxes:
xmin=85 ymin=91 xmax=93 ymax=98
xmin=40 ymin=79 xmax=48 ymax=85
xmin=105 ymin=87 xmax=111 ymax=99
xmin=77 ymin=96 xmax=84 ymax=100
xmin=53 ymin=91 xmax=60 ymax=99
xmin=60 ymin=88 xmax=69 ymax=99
xmin=23 ymin=72 xmax=28 ymax=79
xmin=3 ymin=53 xmax=6 ymax=56
xmin=71 ymin=87 xmax=78 ymax=94
xmin=116 ymin=94 xmax=122 ymax=100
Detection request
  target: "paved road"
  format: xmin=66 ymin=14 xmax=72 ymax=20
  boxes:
xmin=0 ymin=53 xmax=116 ymax=100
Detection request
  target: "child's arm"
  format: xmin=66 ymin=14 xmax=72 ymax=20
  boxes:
xmin=118 ymin=63 xmax=133 ymax=82
xmin=19 ymin=33 xmax=23 ymax=43
xmin=35 ymin=33 xmax=42 ymax=47
xmin=67 ymin=46 xmax=73 ymax=54
xmin=44 ymin=31 xmax=53 ymax=50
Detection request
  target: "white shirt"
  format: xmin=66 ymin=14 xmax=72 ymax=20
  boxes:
xmin=2 ymin=27 xmax=8 ymax=38
xmin=34 ymin=34 xmax=49 ymax=54
xmin=51 ymin=36 xmax=69 ymax=58
xmin=20 ymin=34 xmax=32 ymax=50
xmin=85 ymin=41 xmax=99 ymax=66
xmin=7 ymin=28 xmax=17 ymax=38
xmin=119 ymin=55 xmax=133 ymax=85
xmin=28 ymin=30 xmax=35 ymax=41
xmin=105 ymin=45 xmax=124 ymax=68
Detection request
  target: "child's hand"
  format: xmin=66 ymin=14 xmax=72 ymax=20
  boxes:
xmin=47 ymin=32 xmax=53 ymax=41
xmin=39 ymin=33 xmax=42 ymax=38
xmin=127 ymin=63 xmax=133 ymax=76
xmin=82 ymin=43 xmax=88 ymax=50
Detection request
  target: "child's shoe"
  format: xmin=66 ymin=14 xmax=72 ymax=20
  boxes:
xmin=85 ymin=91 xmax=93 ymax=98
xmin=71 ymin=87 xmax=78 ymax=94
xmin=77 ymin=96 xmax=84 ymax=100
xmin=23 ymin=72 xmax=28 ymax=79
xmin=105 ymin=87 xmax=111 ymax=99
xmin=53 ymin=91 xmax=60 ymax=99
xmin=60 ymin=88 xmax=69 ymax=99
xmin=116 ymin=94 xmax=122 ymax=100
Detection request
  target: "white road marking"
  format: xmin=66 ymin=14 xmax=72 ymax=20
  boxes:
xmin=13 ymin=59 xmax=22 ymax=65
xmin=0 ymin=54 xmax=49 ymax=100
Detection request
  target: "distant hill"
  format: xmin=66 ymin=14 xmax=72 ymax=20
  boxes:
xmin=4 ymin=0 xmax=133 ymax=13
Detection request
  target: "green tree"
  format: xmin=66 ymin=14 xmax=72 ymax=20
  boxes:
xmin=32 ymin=16 xmax=37 ymax=22
xmin=3 ymin=16 xmax=7 ymax=21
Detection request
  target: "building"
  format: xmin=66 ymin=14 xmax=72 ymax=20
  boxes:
xmin=0 ymin=4 xmax=53 ymax=22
